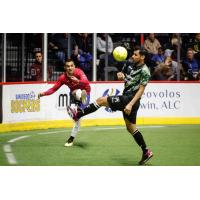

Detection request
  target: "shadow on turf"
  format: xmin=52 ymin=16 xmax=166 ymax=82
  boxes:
xmin=111 ymin=157 xmax=153 ymax=166
xmin=73 ymin=142 xmax=89 ymax=149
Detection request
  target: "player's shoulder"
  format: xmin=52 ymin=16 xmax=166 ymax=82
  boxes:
xmin=142 ymin=64 xmax=151 ymax=76
xmin=75 ymin=67 xmax=83 ymax=73
xmin=58 ymin=73 xmax=66 ymax=80
xmin=123 ymin=60 xmax=133 ymax=67
xmin=122 ymin=60 xmax=132 ymax=72
xmin=74 ymin=67 xmax=85 ymax=75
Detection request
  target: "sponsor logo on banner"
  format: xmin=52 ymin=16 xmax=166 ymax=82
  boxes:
xmin=141 ymin=89 xmax=181 ymax=110
xmin=11 ymin=91 xmax=40 ymax=113
xmin=56 ymin=94 xmax=69 ymax=110
xmin=102 ymin=88 xmax=120 ymax=112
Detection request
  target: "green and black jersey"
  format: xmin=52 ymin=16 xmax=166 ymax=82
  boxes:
xmin=122 ymin=62 xmax=151 ymax=96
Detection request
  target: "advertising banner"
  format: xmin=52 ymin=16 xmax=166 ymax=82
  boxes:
xmin=2 ymin=82 xmax=200 ymax=123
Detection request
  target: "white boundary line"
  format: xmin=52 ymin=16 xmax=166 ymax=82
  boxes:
xmin=3 ymin=144 xmax=17 ymax=164
xmin=3 ymin=135 xmax=31 ymax=165
xmin=5 ymin=152 xmax=17 ymax=165
xmin=3 ymin=144 xmax=12 ymax=152
xmin=37 ymin=130 xmax=67 ymax=135
xmin=8 ymin=135 xmax=31 ymax=143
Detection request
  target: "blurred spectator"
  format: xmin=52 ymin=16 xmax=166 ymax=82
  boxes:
xmin=151 ymin=63 xmax=174 ymax=80
xmin=151 ymin=47 xmax=165 ymax=65
xmin=164 ymin=49 xmax=174 ymax=57
xmin=97 ymin=33 xmax=114 ymax=80
xmin=191 ymin=33 xmax=200 ymax=61
xmin=48 ymin=33 xmax=78 ymax=70
xmin=169 ymin=33 xmax=185 ymax=61
xmin=164 ymin=56 xmax=178 ymax=78
xmin=145 ymin=47 xmax=165 ymax=74
xmin=72 ymin=33 xmax=93 ymax=80
xmin=30 ymin=51 xmax=43 ymax=81
xmin=182 ymin=48 xmax=200 ymax=80
xmin=29 ymin=51 xmax=52 ymax=81
xmin=151 ymin=56 xmax=185 ymax=81
xmin=144 ymin=33 xmax=161 ymax=55
xmin=171 ymin=33 xmax=182 ymax=46
xmin=74 ymin=33 xmax=92 ymax=53
xmin=97 ymin=33 xmax=113 ymax=56
xmin=162 ymin=33 xmax=187 ymax=62
xmin=152 ymin=56 xmax=176 ymax=80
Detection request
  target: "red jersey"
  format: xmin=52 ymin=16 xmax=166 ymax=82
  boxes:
xmin=43 ymin=68 xmax=91 ymax=96
xmin=30 ymin=63 xmax=42 ymax=81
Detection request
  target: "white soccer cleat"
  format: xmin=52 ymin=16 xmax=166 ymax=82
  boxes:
xmin=64 ymin=136 xmax=74 ymax=147
xmin=81 ymin=90 xmax=87 ymax=105
xmin=64 ymin=141 xmax=73 ymax=147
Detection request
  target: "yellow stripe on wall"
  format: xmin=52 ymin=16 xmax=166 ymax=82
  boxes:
xmin=0 ymin=117 xmax=200 ymax=133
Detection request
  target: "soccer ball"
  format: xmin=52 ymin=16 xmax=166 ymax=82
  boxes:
xmin=113 ymin=46 xmax=128 ymax=62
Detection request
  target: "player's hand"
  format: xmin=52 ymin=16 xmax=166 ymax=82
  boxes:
xmin=70 ymin=76 xmax=79 ymax=83
xmin=117 ymin=72 xmax=125 ymax=80
xmin=38 ymin=92 xmax=44 ymax=99
xmin=124 ymin=103 xmax=132 ymax=115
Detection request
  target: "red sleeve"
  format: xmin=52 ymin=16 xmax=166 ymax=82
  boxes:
xmin=43 ymin=76 xmax=63 ymax=96
xmin=78 ymin=69 xmax=90 ymax=86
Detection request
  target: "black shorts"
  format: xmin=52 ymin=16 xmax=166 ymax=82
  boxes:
xmin=107 ymin=95 xmax=140 ymax=124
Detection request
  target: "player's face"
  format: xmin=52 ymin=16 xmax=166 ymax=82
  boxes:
xmin=132 ymin=50 xmax=143 ymax=65
xmin=64 ymin=61 xmax=75 ymax=76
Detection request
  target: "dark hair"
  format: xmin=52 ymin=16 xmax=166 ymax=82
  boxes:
xmin=134 ymin=46 xmax=148 ymax=57
xmin=65 ymin=58 xmax=74 ymax=63
xmin=34 ymin=51 xmax=42 ymax=56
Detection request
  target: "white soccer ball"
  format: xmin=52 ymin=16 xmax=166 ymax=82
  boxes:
xmin=113 ymin=46 xmax=128 ymax=62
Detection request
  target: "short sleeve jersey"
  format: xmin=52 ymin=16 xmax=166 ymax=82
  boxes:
xmin=122 ymin=62 xmax=151 ymax=96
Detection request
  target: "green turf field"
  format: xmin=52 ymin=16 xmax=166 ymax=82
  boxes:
xmin=0 ymin=125 xmax=200 ymax=166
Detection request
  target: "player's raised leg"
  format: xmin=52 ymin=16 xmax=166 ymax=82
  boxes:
xmin=67 ymin=96 xmax=108 ymax=121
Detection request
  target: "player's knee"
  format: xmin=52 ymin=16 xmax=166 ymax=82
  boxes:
xmin=96 ymin=96 xmax=108 ymax=106
xmin=126 ymin=124 xmax=136 ymax=134
xmin=72 ymin=89 xmax=81 ymax=101
xmin=126 ymin=126 xmax=132 ymax=134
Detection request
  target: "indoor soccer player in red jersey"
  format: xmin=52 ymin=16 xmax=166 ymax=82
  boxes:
xmin=38 ymin=59 xmax=91 ymax=147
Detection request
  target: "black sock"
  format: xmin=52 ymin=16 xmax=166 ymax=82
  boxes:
xmin=67 ymin=136 xmax=74 ymax=142
xmin=77 ymin=101 xmax=100 ymax=118
xmin=132 ymin=129 xmax=147 ymax=153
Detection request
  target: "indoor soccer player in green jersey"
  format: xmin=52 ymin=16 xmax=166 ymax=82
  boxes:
xmin=67 ymin=47 xmax=153 ymax=165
